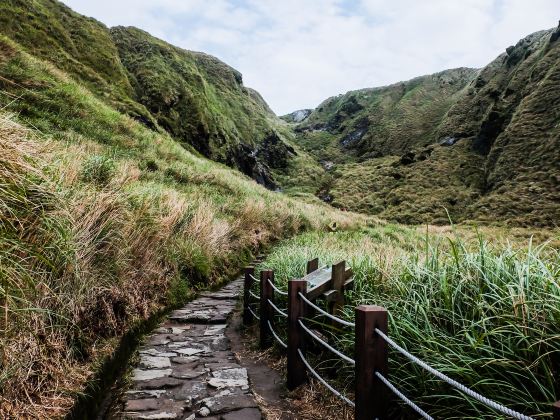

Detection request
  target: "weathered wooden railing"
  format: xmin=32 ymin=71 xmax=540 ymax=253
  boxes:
xmin=243 ymin=258 xmax=559 ymax=420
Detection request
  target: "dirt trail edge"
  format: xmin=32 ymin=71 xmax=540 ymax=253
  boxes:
xmin=121 ymin=277 xmax=261 ymax=419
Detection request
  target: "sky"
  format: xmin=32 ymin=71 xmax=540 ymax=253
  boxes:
xmin=62 ymin=0 xmax=559 ymax=115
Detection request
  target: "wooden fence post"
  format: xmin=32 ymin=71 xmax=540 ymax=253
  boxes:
xmin=243 ymin=266 xmax=255 ymax=325
xmin=355 ymin=305 xmax=388 ymax=420
xmin=306 ymin=258 xmax=319 ymax=274
xmin=330 ymin=261 xmax=346 ymax=316
xmin=259 ymin=269 xmax=274 ymax=349
xmin=287 ymin=278 xmax=308 ymax=390
xmin=553 ymin=401 xmax=560 ymax=420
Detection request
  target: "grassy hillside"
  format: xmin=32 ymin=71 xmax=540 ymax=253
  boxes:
xmin=289 ymin=26 xmax=560 ymax=226
xmin=297 ymin=67 xmax=476 ymax=161
xmin=0 ymin=0 xmax=154 ymax=123
xmin=436 ymin=28 xmax=560 ymax=226
xmin=257 ymin=226 xmax=560 ymax=419
xmin=0 ymin=0 xmax=320 ymax=190
xmin=0 ymin=33 xmax=362 ymax=417
xmin=110 ymin=26 xmax=304 ymax=188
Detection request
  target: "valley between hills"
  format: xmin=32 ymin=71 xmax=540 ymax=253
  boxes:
xmin=0 ymin=0 xmax=558 ymax=418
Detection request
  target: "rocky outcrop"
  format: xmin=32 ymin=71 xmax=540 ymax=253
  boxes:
xmin=281 ymin=109 xmax=312 ymax=123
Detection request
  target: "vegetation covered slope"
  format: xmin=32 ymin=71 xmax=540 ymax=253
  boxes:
xmin=289 ymin=26 xmax=560 ymax=226
xmin=435 ymin=28 xmax=560 ymax=226
xmin=0 ymin=32 xmax=362 ymax=417
xmin=0 ymin=0 xmax=312 ymax=189
xmin=258 ymin=227 xmax=560 ymax=419
xmin=110 ymin=26 xmax=303 ymax=188
xmin=295 ymin=67 xmax=476 ymax=161
xmin=0 ymin=0 xmax=154 ymax=123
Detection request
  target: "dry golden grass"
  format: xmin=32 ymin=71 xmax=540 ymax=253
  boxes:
xmin=0 ymin=113 xmax=364 ymax=418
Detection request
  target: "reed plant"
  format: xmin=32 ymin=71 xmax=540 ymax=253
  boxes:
xmin=260 ymin=228 xmax=560 ymax=418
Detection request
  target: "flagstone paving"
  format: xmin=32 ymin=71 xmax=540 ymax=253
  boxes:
xmin=121 ymin=278 xmax=261 ymax=420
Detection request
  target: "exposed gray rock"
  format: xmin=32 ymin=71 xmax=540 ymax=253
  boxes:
xmin=221 ymin=408 xmax=262 ymax=420
xmin=140 ymin=349 xmax=178 ymax=358
xmin=140 ymin=356 xmax=172 ymax=369
xmin=133 ymin=369 xmax=172 ymax=381
xmin=281 ymin=109 xmax=312 ymax=123
xmin=208 ymin=368 xmax=249 ymax=389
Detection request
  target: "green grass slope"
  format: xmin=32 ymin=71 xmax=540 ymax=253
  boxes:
xmin=290 ymin=25 xmax=560 ymax=226
xmin=0 ymin=0 xmax=154 ymax=123
xmin=0 ymin=0 xmax=317 ymax=190
xmin=110 ymin=26 xmax=303 ymax=188
xmin=436 ymin=27 xmax=560 ymax=226
xmin=295 ymin=67 xmax=476 ymax=162
xmin=0 ymin=33 xmax=362 ymax=417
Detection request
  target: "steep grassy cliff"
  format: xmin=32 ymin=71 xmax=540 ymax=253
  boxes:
xmin=0 ymin=0 xmax=306 ymax=189
xmin=289 ymin=26 xmax=560 ymax=226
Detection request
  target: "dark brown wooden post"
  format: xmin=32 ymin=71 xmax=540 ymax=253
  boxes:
xmin=259 ymin=269 xmax=274 ymax=349
xmin=330 ymin=261 xmax=346 ymax=316
xmin=355 ymin=305 xmax=388 ymax=420
xmin=243 ymin=266 xmax=255 ymax=325
xmin=553 ymin=401 xmax=560 ymax=420
xmin=287 ymin=278 xmax=308 ymax=390
xmin=306 ymin=258 xmax=319 ymax=274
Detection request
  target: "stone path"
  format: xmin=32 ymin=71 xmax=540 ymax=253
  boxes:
xmin=121 ymin=277 xmax=261 ymax=420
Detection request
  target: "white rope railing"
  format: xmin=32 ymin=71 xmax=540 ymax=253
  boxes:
xmin=374 ymin=328 xmax=534 ymax=420
xmin=267 ymin=320 xmax=287 ymax=349
xmin=298 ymin=319 xmax=355 ymax=365
xmin=268 ymin=278 xmax=288 ymax=296
xmin=249 ymin=273 xmax=259 ymax=282
xmin=297 ymin=349 xmax=355 ymax=408
xmin=375 ymin=372 xmax=433 ymax=420
xmin=249 ymin=290 xmax=259 ymax=300
xmin=248 ymin=306 xmax=260 ymax=321
xmin=298 ymin=292 xmax=355 ymax=328
xmin=267 ymin=299 xmax=288 ymax=318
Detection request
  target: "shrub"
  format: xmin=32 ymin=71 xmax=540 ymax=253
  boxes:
xmin=81 ymin=155 xmax=116 ymax=185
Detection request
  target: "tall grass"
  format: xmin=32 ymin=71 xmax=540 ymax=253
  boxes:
xmin=0 ymin=43 xmax=364 ymax=417
xmin=259 ymin=229 xmax=560 ymax=419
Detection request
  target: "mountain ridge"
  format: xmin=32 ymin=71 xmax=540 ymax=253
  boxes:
xmin=0 ymin=0 xmax=309 ymax=189
xmin=286 ymin=26 xmax=560 ymax=226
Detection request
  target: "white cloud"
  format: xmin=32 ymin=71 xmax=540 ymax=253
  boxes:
xmin=62 ymin=0 xmax=560 ymax=114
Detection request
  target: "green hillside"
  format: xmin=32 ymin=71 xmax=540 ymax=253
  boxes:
xmin=296 ymin=67 xmax=476 ymax=161
xmin=289 ymin=26 xmax=560 ymax=226
xmin=0 ymin=6 xmax=360 ymax=417
xmin=0 ymin=0 xmax=314 ymax=189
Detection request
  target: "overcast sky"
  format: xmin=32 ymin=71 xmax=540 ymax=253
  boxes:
xmin=62 ymin=0 xmax=559 ymax=115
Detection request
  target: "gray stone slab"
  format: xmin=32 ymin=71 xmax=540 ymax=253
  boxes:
xmin=220 ymin=408 xmax=261 ymax=420
xmin=133 ymin=369 xmax=172 ymax=381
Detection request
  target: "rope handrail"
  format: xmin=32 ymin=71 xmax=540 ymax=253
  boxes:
xmin=248 ymin=306 xmax=260 ymax=321
xmin=267 ymin=320 xmax=287 ymax=349
xmin=374 ymin=328 xmax=534 ymax=420
xmin=298 ymin=319 xmax=355 ymax=365
xmin=249 ymin=273 xmax=259 ymax=282
xmin=268 ymin=278 xmax=288 ymax=296
xmin=375 ymin=372 xmax=433 ymax=420
xmin=298 ymin=292 xmax=355 ymax=328
xmin=249 ymin=290 xmax=259 ymax=300
xmin=297 ymin=349 xmax=355 ymax=408
xmin=267 ymin=299 xmax=288 ymax=318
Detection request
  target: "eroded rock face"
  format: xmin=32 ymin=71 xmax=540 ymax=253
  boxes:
xmin=122 ymin=278 xmax=262 ymax=419
xmin=229 ymin=131 xmax=298 ymax=190
xmin=281 ymin=109 xmax=313 ymax=123
xmin=256 ymin=132 xmax=297 ymax=170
